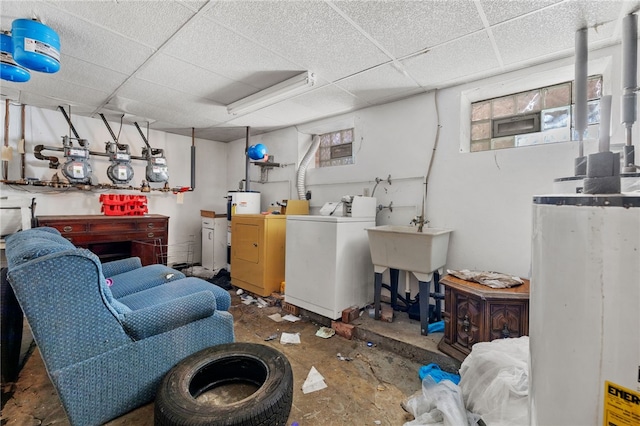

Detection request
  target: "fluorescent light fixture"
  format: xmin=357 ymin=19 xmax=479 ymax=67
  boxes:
xmin=227 ymin=71 xmax=316 ymax=115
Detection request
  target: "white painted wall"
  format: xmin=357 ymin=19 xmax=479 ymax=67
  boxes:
xmin=225 ymin=43 xmax=637 ymax=285
xmin=0 ymin=105 xmax=229 ymax=265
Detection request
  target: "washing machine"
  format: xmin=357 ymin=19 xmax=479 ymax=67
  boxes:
xmin=284 ymin=215 xmax=376 ymax=319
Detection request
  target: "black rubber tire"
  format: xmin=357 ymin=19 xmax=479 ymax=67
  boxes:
xmin=154 ymin=343 xmax=293 ymax=426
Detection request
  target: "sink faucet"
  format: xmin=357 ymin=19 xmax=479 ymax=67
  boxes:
xmin=410 ymin=215 xmax=429 ymax=232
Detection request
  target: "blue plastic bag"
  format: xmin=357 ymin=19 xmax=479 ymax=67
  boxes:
xmin=419 ymin=363 xmax=460 ymax=385
xmin=427 ymin=320 xmax=444 ymax=333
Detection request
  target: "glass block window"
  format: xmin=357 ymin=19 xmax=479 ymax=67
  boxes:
xmin=470 ymin=75 xmax=603 ymax=152
xmin=316 ymin=128 xmax=354 ymax=167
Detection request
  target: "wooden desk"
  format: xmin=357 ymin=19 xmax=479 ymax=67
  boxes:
xmin=36 ymin=215 xmax=169 ymax=266
xmin=438 ymin=274 xmax=529 ymax=362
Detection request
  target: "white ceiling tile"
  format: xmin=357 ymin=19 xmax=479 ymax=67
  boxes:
xmin=335 ymin=63 xmax=423 ymax=104
xmin=402 ymin=32 xmax=500 ymax=89
xmin=1 ymin=1 xmax=55 ymax=27
xmin=258 ymin=85 xmax=369 ymax=126
xmin=118 ymin=78 xmax=202 ymax=109
xmin=159 ymin=125 xmax=253 ymax=143
xmin=46 ymin=0 xmax=198 ymax=49
xmin=162 ymin=14 xmax=303 ymax=88
xmin=136 ymin=53 xmax=258 ymax=105
xmin=205 ymin=1 xmax=390 ymax=82
xmin=111 ymin=79 xmax=227 ymax=127
xmin=176 ymin=1 xmax=209 ymax=13
xmin=17 ymin=73 xmax=110 ymax=108
xmin=52 ymin=54 xmax=128 ymax=93
xmin=333 ymin=0 xmax=484 ymax=58
xmin=479 ymin=0 xmax=563 ymax=26
xmin=226 ymin=113 xmax=287 ymax=128
xmin=109 ymin=98 xmax=221 ymax=129
xmin=493 ymin=1 xmax=624 ymax=66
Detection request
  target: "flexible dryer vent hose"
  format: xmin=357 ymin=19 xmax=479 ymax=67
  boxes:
xmin=296 ymin=135 xmax=320 ymax=200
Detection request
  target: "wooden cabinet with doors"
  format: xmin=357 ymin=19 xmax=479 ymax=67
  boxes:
xmin=230 ymin=214 xmax=286 ymax=297
xmin=36 ymin=215 xmax=169 ymax=266
xmin=437 ymin=274 xmax=529 ymax=362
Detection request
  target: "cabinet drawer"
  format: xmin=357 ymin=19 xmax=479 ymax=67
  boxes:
xmin=39 ymin=221 xmax=88 ymax=234
xmin=90 ymin=221 xmax=137 ymax=233
xmin=139 ymin=220 xmax=167 ymax=231
xmin=135 ymin=230 xmax=167 ymax=241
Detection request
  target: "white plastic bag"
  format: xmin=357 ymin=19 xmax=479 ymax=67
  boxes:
xmin=459 ymin=336 xmax=530 ymax=426
xmin=403 ymin=376 xmax=480 ymax=426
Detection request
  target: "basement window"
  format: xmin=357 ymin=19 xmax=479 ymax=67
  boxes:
xmin=316 ymin=128 xmax=354 ymax=167
xmin=470 ymin=75 xmax=603 ymax=152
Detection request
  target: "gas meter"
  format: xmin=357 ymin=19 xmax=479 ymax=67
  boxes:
xmin=106 ymin=142 xmax=134 ymax=184
xmin=61 ymin=136 xmax=92 ymax=184
xmin=143 ymin=147 xmax=169 ymax=183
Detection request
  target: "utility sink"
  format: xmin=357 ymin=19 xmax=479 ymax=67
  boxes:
xmin=366 ymin=225 xmax=452 ymax=280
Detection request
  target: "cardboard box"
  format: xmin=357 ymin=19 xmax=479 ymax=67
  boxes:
xmin=281 ymin=200 xmax=309 ymax=215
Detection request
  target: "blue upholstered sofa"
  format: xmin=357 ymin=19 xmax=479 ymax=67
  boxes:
xmin=5 ymin=227 xmax=235 ymax=425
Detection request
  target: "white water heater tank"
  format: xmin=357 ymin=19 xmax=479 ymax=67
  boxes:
xmin=530 ymin=194 xmax=640 ymax=426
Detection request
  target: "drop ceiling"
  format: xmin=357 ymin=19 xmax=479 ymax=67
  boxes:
xmin=1 ymin=0 xmax=639 ymax=142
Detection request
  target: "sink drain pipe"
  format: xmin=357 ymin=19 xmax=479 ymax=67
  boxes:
xmin=419 ymin=89 xmax=441 ymax=233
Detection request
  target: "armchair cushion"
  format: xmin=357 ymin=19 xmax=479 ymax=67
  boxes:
xmin=6 ymin=234 xmax=75 ymax=267
xmin=122 ymin=291 xmax=216 ymax=340
xmin=118 ymin=277 xmax=231 ymax=312
xmin=108 ymin=264 xmax=186 ymax=299
xmin=101 ymin=257 xmax=143 ymax=277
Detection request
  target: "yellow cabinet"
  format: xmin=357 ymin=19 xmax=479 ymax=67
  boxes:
xmin=230 ymin=214 xmax=286 ymax=296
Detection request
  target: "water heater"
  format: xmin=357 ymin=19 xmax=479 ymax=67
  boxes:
xmin=530 ymin=194 xmax=640 ymax=425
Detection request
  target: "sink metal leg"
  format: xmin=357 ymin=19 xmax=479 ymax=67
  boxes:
xmin=418 ymin=279 xmax=430 ymax=335
xmin=390 ymin=268 xmax=399 ymax=310
xmin=374 ymin=272 xmax=382 ymax=320
xmin=433 ymin=271 xmax=441 ymax=322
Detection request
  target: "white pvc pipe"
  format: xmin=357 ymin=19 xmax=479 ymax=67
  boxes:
xmin=598 ymin=95 xmax=612 ymax=152
xmin=621 ymin=13 xmax=638 ymax=129
xmin=574 ymin=28 xmax=588 ymax=152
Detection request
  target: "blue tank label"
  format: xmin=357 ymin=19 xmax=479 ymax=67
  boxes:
xmin=23 ymin=37 xmax=60 ymax=62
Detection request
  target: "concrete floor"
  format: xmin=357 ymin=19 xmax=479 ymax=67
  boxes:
xmin=1 ymin=291 xmax=460 ymax=426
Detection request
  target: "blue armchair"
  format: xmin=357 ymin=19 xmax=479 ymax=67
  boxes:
xmin=5 ymin=227 xmax=235 ymax=425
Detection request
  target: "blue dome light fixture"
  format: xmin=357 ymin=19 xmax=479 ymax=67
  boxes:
xmin=247 ymin=143 xmax=268 ymax=161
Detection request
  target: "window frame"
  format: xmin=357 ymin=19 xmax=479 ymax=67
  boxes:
xmin=470 ymin=75 xmax=602 ymax=152
xmin=459 ymin=55 xmax=612 ymax=154
xmin=315 ymin=128 xmax=355 ymax=168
